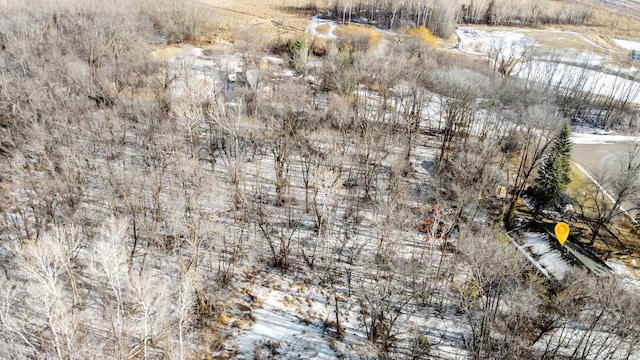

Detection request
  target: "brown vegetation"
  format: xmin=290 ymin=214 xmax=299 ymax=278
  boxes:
xmin=0 ymin=0 xmax=639 ymax=359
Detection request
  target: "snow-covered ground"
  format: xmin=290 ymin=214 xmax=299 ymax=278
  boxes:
xmin=456 ymin=27 xmax=537 ymax=60
xmin=166 ymin=45 xmax=298 ymax=100
xmin=614 ymin=38 xmax=640 ymax=52
xmin=571 ymin=131 xmax=639 ymax=144
xmin=515 ymin=60 xmax=640 ymax=104
xmin=457 ymin=27 xmax=609 ymax=65
xmin=519 ymin=232 xmax=571 ymax=280
xmin=457 ymin=27 xmax=640 ymax=105
xmin=232 ymin=282 xmax=339 ymax=359
xmin=168 ymin=46 xmax=242 ymax=98
xmin=511 ymin=230 xmax=614 ymax=282
xmin=307 ymin=16 xmax=338 ymax=39
xmin=606 ymin=259 xmax=640 ymax=291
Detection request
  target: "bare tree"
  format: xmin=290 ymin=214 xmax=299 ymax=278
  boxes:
xmin=13 ymin=228 xmax=83 ymax=359
xmin=89 ymin=218 xmax=131 ymax=359
xmin=259 ymin=82 xmax=309 ymax=206
xmin=431 ymin=67 xmax=489 ymax=171
xmin=256 ymin=205 xmax=301 ymax=271
xmin=454 ymin=232 xmax=527 ymax=360
xmin=129 ymin=274 xmax=168 ymax=359
xmin=446 ymin=140 xmax=503 ymax=229
xmin=172 ymin=274 xmax=195 ymax=360
xmin=358 ymin=245 xmax=415 ymax=357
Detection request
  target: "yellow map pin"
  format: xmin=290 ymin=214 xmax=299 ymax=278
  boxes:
xmin=555 ymin=222 xmax=570 ymax=246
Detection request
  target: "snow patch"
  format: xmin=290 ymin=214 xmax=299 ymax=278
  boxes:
xmin=606 ymin=260 xmax=640 ymax=291
xmin=265 ymin=56 xmax=284 ymax=66
xmin=614 ymin=39 xmax=640 ymax=52
xmin=307 ymin=16 xmax=338 ymax=39
xmin=167 ymin=45 xmax=244 ymax=98
xmin=521 ymin=232 xmax=571 ymax=280
xmin=457 ymin=27 xmax=537 ymax=60
xmin=571 ymin=132 xmax=639 ymax=144
xmin=234 ymin=289 xmax=337 ymax=359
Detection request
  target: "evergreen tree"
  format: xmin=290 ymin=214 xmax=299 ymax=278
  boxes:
xmin=533 ymin=123 xmax=572 ymax=213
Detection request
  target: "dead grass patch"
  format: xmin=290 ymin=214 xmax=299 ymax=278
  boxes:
xmin=298 ymin=282 xmax=307 ymax=293
xmin=232 ymin=316 xmax=253 ymax=328
xmin=334 ymin=24 xmax=381 ymax=49
xmin=243 ymin=287 xmax=264 ymax=306
xmin=587 ymin=5 xmax=640 ymax=40
xmin=567 ymin=162 xmax=591 ymax=201
xmin=527 ymin=30 xmax=607 ymax=54
xmin=218 ymin=311 xmax=233 ymax=326
xmin=402 ymin=26 xmax=439 ymax=48
xmin=316 ymin=23 xmax=331 ymax=35
xmin=236 ymin=300 xmax=252 ymax=312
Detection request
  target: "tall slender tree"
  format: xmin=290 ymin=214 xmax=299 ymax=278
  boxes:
xmin=533 ymin=123 xmax=572 ymax=213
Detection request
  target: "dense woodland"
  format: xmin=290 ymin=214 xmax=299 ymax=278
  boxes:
xmin=0 ymin=0 xmax=640 ymax=359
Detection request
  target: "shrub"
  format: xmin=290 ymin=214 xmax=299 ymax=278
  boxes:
xmin=335 ymin=24 xmax=381 ymax=51
xmin=285 ymin=37 xmax=308 ymax=73
xmin=141 ymin=0 xmax=211 ymax=43
xmin=403 ymin=26 xmax=439 ymax=48
xmin=411 ymin=335 xmax=431 ymax=359
xmin=321 ymin=45 xmax=359 ymax=95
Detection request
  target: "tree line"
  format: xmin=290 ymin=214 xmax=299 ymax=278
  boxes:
xmin=320 ymin=0 xmax=592 ymax=37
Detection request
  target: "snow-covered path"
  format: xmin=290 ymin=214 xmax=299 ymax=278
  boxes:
xmin=307 ymin=16 xmax=337 ymax=39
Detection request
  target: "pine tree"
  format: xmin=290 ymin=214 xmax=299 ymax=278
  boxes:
xmin=533 ymin=123 xmax=572 ymax=213
xmin=554 ymin=123 xmax=572 ymax=188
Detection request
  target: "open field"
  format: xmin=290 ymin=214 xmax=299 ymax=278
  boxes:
xmin=195 ymin=0 xmax=310 ymax=38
